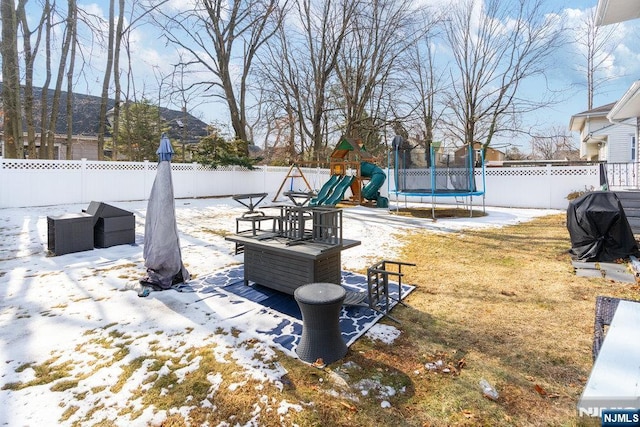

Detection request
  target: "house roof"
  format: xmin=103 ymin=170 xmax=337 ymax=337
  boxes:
xmin=594 ymin=0 xmax=640 ymax=121
xmin=608 ymin=80 xmax=640 ymax=122
xmin=568 ymin=102 xmax=617 ymax=131
xmin=596 ymin=0 xmax=640 ymax=25
xmin=0 ymin=83 xmax=209 ymax=142
xmin=589 ymin=122 xmax=615 ymax=136
xmin=578 ymin=117 xmax=635 ymax=145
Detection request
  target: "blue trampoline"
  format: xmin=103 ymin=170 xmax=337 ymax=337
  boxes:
xmin=389 ymin=142 xmax=486 ymax=218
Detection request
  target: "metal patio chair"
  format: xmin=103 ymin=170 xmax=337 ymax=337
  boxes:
xmin=343 ymin=260 xmax=416 ymax=323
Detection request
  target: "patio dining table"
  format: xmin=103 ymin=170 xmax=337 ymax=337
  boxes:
xmin=232 ymin=193 xmax=269 ymax=215
xmin=225 ymin=233 xmax=360 ymax=295
xmin=283 ymin=191 xmax=315 ymax=207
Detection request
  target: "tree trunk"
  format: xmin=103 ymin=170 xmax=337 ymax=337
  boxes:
xmin=46 ymin=0 xmax=75 ymax=159
xmin=39 ymin=0 xmax=52 ymax=159
xmin=108 ymin=0 xmax=124 ymax=161
xmin=1 ymin=0 xmax=23 ymax=158
xmin=17 ymin=0 xmax=46 ymax=159
xmin=97 ymin=0 xmax=116 ymax=161
xmin=65 ymin=1 xmax=77 ymax=160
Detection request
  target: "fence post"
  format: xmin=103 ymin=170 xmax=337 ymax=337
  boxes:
xmin=0 ymin=157 xmax=4 ymax=207
xmin=233 ymin=165 xmax=238 ymax=194
xmin=191 ymin=162 xmax=198 ymax=198
xmin=81 ymin=158 xmax=87 ymax=204
xmin=144 ymin=160 xmax=149 ymax=201
xmin=548 ymin=164 xmax=554 ymax=209
xmin=263 ymin=165 xmax=267 ymax=193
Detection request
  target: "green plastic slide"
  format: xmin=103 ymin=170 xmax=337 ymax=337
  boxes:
xmin=323 ymin=175 xmax=354 ymax=205
xmin=309 ymin=174 xmax=340 ymax=206
xmin=360 ymin=161 xmax=386 ymax=200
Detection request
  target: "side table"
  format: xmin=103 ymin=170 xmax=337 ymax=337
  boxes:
xmin=294 ymin=282 xmax=347 ymax=365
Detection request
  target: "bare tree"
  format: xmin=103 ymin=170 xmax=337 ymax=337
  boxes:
xmin=153 ymin=0 xmax=286 ymax=154
xmin=443 ymin=0 xmax=565 ymax=152
xmin=168 ymin=59 xmax=209 ymax=162
xmin=44 ymin=0 xmax=76 ymax=159
xmin=257 ymin=0 xmax=357 ymax=160
xmin=65 ymin=0 xmax=78 ymax=159
xmin=110 ymin=0 xmax=125 ymax=161
xmin=96 ymin=0 xmax=115 ymax=161
xmin=530 ymin=125 xmax=578 ymax=160
xmin=335 ymin=0 xmax=424 ymax=150
xmin=404 ymin=15 xmax=447 ymax=163
xmin=38 ymin=0 xmax=52 ymax=159
xmin=1 ymin=0 xmax=23 ymax=158
xmin=17 ymin=0 xmax=47 ymax=158
xmin=255 ymin=27 xmax=300 ymax=160
xmin=111 ymin=0 xmax=171 ymax=160
xmin=573 ymin=6 xmax=619 ymax=110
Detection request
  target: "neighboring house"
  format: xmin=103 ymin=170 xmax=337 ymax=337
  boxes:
xmin=0 ymin=83 xmax=210 ymax=160
xmin=569 ymin=102 xmax=637 ymax=163
xmin=393 ymin=140 xmax=445 ymax=168
xmin=453 ymin=142 xmax=505 ymax=165
xmin=583 ymin=1 xmax=640 ymax=164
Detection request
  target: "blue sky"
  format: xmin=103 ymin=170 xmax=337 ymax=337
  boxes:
xmin=15 ymin=0 xmax=640 ymax=151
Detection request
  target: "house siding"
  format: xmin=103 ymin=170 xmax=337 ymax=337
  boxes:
xmin=581 ymin=117 xmax=610 ymax=140
xmin=607 ymin=118 xmax=636 ymax=162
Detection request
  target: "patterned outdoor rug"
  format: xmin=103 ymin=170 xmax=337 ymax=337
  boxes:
xmin=178 ymin=265 xmax=414 ymax=357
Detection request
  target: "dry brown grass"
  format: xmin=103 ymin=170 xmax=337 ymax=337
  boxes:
xmin=268 ymin=213 xmax=637 ymax=426
xmin=39 ymin=212 xmax=639 ymax=426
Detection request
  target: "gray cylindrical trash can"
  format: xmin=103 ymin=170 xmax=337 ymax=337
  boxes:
xmin=294 ymin=282 xmax=347 ymax=365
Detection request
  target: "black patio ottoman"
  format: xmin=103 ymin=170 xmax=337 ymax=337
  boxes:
xmin=47 ymin=213 xmax=94 ymax=256
xmin=294 ymin=282 xmax=347 ymax=365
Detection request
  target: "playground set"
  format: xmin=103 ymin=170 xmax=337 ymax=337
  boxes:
xmin=273 ymin=136 xmax=485 ymax=217
xmin=224 ymin=135 xmax=485 ymax=364
xmin=273 ymin=136 xmax=389 ymax=208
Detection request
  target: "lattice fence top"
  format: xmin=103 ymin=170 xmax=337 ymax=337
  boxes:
xmin=0 ymin=158 xmax=252 ymax=173
xmin=485 ymin=167 xmax=598 ymax=177
xmin=1 ymin=159 xmax=83 ymax=170
xmin=85 ymin=162 xmax=147 ymax=171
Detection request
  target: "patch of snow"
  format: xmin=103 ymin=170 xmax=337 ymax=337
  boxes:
xmin=365 ymin=323 xmax=402 ymax=344
xmin=277 ymin=400 xmax=303 ymax=415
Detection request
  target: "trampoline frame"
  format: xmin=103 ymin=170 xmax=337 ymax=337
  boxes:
xmin=388 ymin=145 xmax=486 ymax=218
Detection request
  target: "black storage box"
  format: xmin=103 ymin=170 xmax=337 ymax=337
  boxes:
xmin=95 ymin=215 xmax=136 ymax=248
xmin=47 ymin=213 xmax=95 ymax=256
xmin=85 ymin=201 xmax=136 ymax=248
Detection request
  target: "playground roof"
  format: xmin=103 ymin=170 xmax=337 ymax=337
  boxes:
xmin=332 ymin=136 xmax=374 ymax=160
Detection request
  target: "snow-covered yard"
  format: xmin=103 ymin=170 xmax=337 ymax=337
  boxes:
xmin=0 ymin=197 xmax=560 ymax=426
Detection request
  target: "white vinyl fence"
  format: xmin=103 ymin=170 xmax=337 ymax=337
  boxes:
xmin=0 ymin=157 xmax=601 ymax=210
xmin=388 ymin=164 xmax=600 ymax=210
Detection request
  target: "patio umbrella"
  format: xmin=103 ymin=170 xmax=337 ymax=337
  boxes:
xmin=139 ymin=133 xmax=190 ymax=295
xmin=157 ymin=133 xmax=174 ymax=162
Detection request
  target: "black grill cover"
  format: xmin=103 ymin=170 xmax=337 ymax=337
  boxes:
xmin=567 ymin=191 xmax=638 ymax=262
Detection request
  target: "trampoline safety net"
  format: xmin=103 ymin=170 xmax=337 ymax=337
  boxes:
xmin=393 ymin=145 xmax=481 ymax=194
